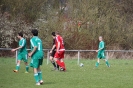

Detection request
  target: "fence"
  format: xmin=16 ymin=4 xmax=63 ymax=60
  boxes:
xmin=0 ymin=48 xmax=133 ymax=65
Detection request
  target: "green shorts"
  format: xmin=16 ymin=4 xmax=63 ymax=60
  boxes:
xmin=30 ymin=59 xmax=43 ymax=68
xmin=97 ymin=51 xmax=105 ymax=59
xmin=17 ymin=53 xmax=28 ymax=62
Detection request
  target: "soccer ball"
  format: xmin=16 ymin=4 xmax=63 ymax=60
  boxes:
xmin=80 ymin=63 xmax=84 ymax=67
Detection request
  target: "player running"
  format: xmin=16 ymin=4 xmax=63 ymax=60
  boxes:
xmin=28 ymin=29 xmax=44 ymax=85
xmin=49 ymin=38 xmax=59 ymax=70
xmin=51 ymin=32 xmax=66 ymax=71
xmin=12 ymin=32 xmax=29 ymax=73
xmin=95 ymin=36 xmax=110 ymax=67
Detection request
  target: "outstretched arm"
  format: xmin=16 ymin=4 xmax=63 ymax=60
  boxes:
xmin=11 ymin=46 xmax=23 ymax=52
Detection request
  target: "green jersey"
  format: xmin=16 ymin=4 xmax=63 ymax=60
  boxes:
xmin=30 ymin=36 xmax=44 ymax=59
xmin=98 ymin=41 xmax=105 ymax=52
xmin=18 ymin=38 xmax=27 ymax=54
xmin=97 ymin=41 xmax=105 ymax=59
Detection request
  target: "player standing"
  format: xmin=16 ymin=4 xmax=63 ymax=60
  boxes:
xmin=12 ymin=32 xmax=29 ymax=73
xmin=49 ymin=38 xmax=59 ymax=70
xmin=51 ymin=32 xmax=66 ymax=71
xmin=28 ymin=29 xmax=44 ymax=85
xmin=95 ymin=36 xmax=110 ymax=67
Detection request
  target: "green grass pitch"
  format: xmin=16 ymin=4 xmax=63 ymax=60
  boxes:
xmin=0 ymin=57 xmax=133 ymax=88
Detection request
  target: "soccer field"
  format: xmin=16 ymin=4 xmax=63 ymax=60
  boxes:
xmin=0 ymin=57 xmax=133 ymax=88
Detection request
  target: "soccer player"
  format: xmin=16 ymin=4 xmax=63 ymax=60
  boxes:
xmin=49 ymin=38 xmax=59 ymax=70
xmin=11 ymin=32 xmax=29 ymax=73
xmin=28 ymin=29 xmax=44 ymax=85
xmin=95 ymin=36 xmax=110 ymax=67
xmin=51 ymin=32 xmax=66 ymax=71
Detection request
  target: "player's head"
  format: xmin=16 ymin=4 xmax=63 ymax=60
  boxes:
xmin=31 ymin=29 xmax=38 ymax=36
xmin=99 ymin=36 xmax=103 ymax=41
xmin=51 ymin=32 xmax=56 ymax=38
xmin=17 ymin=32 xmax=23 ymax=39
xmin=56 ymin=31 xmax=60 ymax=35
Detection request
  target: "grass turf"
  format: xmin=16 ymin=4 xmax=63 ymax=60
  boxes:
xmin=0 ymin=57 xmax=133 ymax=88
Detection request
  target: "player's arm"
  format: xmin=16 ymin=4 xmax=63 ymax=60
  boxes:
xmin=28 ymin=46 xmax=37 ymax=57
xmin=11 ymin=46 xmax=23 ymax=52
xmin=56 ymin=41 xmax=60 ymax=53
xmin=96 ymin=42 xmax=104 ymax=52
xmin=55 ymin=36 xmax=60 ymax=53
xmin=50 ymin=44 xmax=56 ymax=53
xmin=28 ymin=39 xmax=37 ymax=57
xmin=11 ymin=39 xmax=25 ymax=52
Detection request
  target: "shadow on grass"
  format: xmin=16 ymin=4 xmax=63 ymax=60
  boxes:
xmin=44 ymin=82 xmax=55 ymax=85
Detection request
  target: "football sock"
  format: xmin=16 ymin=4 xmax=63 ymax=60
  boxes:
xmin=51 ymin=61 xmax=56 ymax=68
xmin=38 ymin=71 xmax=43 ymax=81
xmin=34 ymin=73 xmax=39 ymax=83
xmin=95 ymin=62 xmax=99 ymax=67
xmin=26 ymin=66 xmax=29 ymax=72
xmin=105 ymin=61 xmax=110 ymax=67
xmin=61 ymin=62 xmax=66 ymax=70
xmin=16 ymin=64 xmax=20 ymax=71
xmin=56 ymin=60 xmax=62 ymax=68
xmin=57 ymin=64 xmax=59 ymax=70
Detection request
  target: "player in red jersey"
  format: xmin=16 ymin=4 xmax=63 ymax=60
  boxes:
xmin=51 ymin=32 xmax=66 ymax=71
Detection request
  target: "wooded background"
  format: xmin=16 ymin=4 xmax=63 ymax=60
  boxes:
xmin=1 ymin=0 xmax=133 ymax=50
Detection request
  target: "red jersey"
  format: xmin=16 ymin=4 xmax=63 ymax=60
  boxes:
xmin=55 ymin=35 xmax=65 ymax=51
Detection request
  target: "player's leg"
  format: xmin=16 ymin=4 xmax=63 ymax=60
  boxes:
xmin=102 ymin=52 xmax=110 ymax=67
xmin=104 ymin=59 xmax=110 ymax=67
xmin=37 ymin=59 xmax=43 ymax=84
xmin=34 ymin=67 xmax=40 ymax=85
xmin=23 ymin=54 xmax=29 ymax=73
xmin=30 ymin=58 xmax=40 ymax=85
xmin=54 ymin=58 xmax=62 ymax=67
xmin=60 ymin=59 xmax=66 ymax=71
xmin=25 ymin=62 xmax=29 ymax=73
xmin=95 ymin=58 xmax=100 ymax=67
xmin=59 ymin=51 xmax=66 ymax=71
xmin=56 ymin=64 xmax=59 ymax=70
xmin=13 ymin=60 xmax=21 ymax=72
xmin=50 ymin=56 xmax=57 ymax=70
xmin=37 ymin=67 xmax=43 ymax=84
xmin=54 ymin=51 xmax=65 ymax=70
xmin=50 ymin=50 xmax=59 ymax=70
xmin=95 ymin=52 xmax=101 ymax=67
xmin=13 ymin=54 xmax=21 ymax=72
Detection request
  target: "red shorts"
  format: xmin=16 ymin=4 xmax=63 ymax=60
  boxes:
xmin=54 ymin=51 xmax=65 ymax=59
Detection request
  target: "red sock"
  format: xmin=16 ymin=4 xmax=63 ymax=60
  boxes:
xmin=61 ymin=62 xmax=66 ymax=70
xmin=56 ymin=60 xmax=62 ymax=67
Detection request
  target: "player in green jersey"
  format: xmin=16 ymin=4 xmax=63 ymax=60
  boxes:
xmin=95 ymin=36 xmax=110 ymax=67
xmin=28 ymin=29 xmax=44 ymax=85
xmin=11 ymin=32 xmax=29 ymax=73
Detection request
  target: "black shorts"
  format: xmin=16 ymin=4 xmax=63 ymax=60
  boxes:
xmin=50 ymin=50 xmax=56 ymax=57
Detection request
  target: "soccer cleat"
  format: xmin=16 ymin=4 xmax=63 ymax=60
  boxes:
xmin=36 ymin=82 xmax=40 ymax=85
xmin=51 ymin=67 xmax=57 ymax=71
xmin=51 ymin=67 xmax=59 ymax=71
xmin=107 ymin=65 xmax=110 ymax=67
xmin=60 ymin=68 xmax=66 ymax=72
xmin=25 ymin=71 xmax=29 ymax=73
xmin=95 ymin=62 xmax=99 ymax=67
xmin=13 ymin=70 xmax=18 ymax=73
xmin=39 ymin=80 xmax=44 ymax=85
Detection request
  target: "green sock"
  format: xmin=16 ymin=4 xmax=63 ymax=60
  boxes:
xmin=34 ymin=73 xmax=39 ymax=83
xmin=38 ymin=71 xmax=43 ymax=81
xmin=26 ymin=66 xmax=29 ymax=72
xmin=106 ymin=61 xmax=110 ymax=67
xmin=95 ymin=62 xmax=99 ymax=67
xmin=16 ymin=65 xmax=20 ymax=71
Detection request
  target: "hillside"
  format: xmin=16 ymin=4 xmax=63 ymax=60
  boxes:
xmin=1 ymin=0 xmax=133 ymax=50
